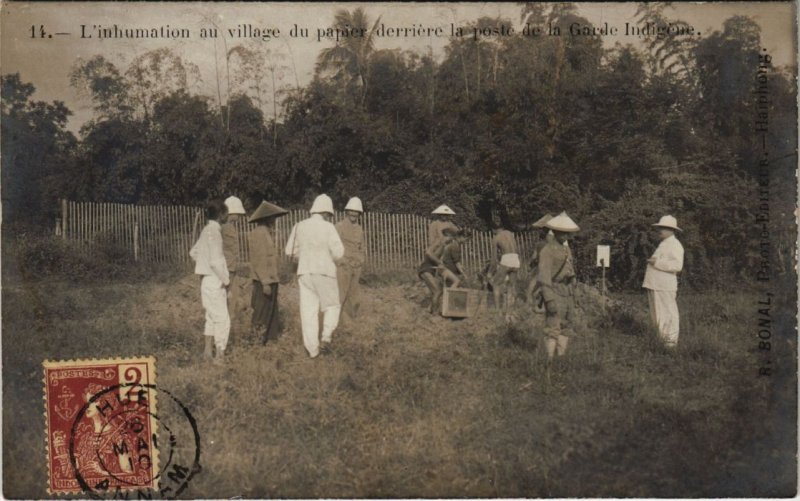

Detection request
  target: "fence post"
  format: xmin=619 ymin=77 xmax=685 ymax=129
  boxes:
xmin=133 ymin=220 xmax=140 ymax=262
xmin=60 ymin=199 xmax=67 ymax=239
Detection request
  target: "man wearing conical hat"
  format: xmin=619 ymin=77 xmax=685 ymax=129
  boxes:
xmin=248 ymin=201 xmax=288 ymax=345
xmin=428 ymin=205 xmax=458 ymax=247
xmin=285 ymin=194 xmax=345 ymax=358
xmin=526 ymin=213 xmax=555 ymax=309
xmin=537 ymin=211 xmax=580 ymax=373
xmin=336 ymin=197 xmax=366 ymax=323
xmin=643 ymin=215 xmax=684 ymax=348
xmin=222 ymin=196 xmax=249 ymax=337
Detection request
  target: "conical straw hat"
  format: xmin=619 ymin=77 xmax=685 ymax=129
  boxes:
xmin=544 ymin=211 xmax=580 ymax=232
xmin=532 ymin=213 xmax=554 ymax=228
xmin=248 ymin=201 xmax=288 ymax=223
xmin=432 ymin=205 xmax=456 ymax=215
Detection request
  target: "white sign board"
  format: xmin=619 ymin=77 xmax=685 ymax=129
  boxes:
xmin=596 ymin=245 xmax=610 ymax=268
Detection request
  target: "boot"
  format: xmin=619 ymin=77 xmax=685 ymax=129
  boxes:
xmin=203 ymin=336 xmax=214 ymax=360
xmin=213 ymin=347 xmax=225 ymax=366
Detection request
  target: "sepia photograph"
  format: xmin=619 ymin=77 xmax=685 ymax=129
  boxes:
xmin=1 ymin=1 xmax=798 ymax=498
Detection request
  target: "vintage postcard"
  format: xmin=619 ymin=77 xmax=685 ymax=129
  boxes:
xmin=2 ymin=1 xmax=797 ymax=498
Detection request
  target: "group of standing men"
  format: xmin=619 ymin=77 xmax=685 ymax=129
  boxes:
xmin=190 ymin=194 xmax=685 ymax=365
xmin=190 ymin=194 xmax=366 ymax=363
xmin=189 ymin=196 xmax=292 ymax=365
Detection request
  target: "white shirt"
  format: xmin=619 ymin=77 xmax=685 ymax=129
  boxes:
xmin=642 ymin=235 xmax=684 ymax=291
xmin=285 ymin=214 xmax=345 ymax=278
xmin=190 ymin=220 xmax=230 ymax=285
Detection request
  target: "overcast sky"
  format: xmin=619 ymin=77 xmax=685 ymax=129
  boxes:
xmin=2 ymin=2 xmax=796 ymax=132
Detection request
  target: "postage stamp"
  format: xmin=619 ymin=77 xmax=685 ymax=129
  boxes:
xmin=42 ymin=357 xmax=158 ymax=495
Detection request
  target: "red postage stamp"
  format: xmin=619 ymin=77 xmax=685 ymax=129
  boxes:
xmin=43 ymin=357 xmax=158 ymax=495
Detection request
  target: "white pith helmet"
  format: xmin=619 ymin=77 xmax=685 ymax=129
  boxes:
xmin=310 ymin=194 xmax=334 ymax=214
xmin=344 ymin=197 xmax=363 ymax=213
xmin=224 ymin=196 xmax=245 ymax=215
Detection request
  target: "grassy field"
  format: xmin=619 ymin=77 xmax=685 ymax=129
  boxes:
xmin=2 ymin=268 xmax=796 ymax=498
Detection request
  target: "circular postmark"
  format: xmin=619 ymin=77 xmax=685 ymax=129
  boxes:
xmin=68 ymin=383 xmax=201 ymax=499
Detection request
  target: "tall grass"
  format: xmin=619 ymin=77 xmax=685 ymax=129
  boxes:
xmin=2 ymin=273 xmax=795 ymax=498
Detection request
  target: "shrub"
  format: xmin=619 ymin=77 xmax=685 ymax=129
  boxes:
xmin=3 ymin=232 xmax=184 ymax=283
xmin=6 ymin=232 xmax=93 ymax=279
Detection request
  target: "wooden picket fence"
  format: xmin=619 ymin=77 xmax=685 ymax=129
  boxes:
xmin=57 ymin=199 xmax=540 ymax=273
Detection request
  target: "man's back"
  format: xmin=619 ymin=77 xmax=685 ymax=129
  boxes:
xmin=221 ymin=221 xmax=241 ymax=272
xmin=336 ymin=218 xmax=365 ymax=266
xmin=191 ymin=221 xmax=228 ymax=282
xmin=249 ymin=225 xmax=278 ymax=285
xmin=493 ymin=229 xmax=517 ymax=255
xmin=286 ymin=214 xmax=344 ymax=278
xmin=429 ymin=220 xmax=457 ymax=246
xmin=537 ymin=240 xmax=575 ymax=296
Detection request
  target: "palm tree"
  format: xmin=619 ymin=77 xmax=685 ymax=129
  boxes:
xmin=316 ymin=8 xmax=382 ymax=107
xmin=634 ymin=3 xmax=698 ymax=78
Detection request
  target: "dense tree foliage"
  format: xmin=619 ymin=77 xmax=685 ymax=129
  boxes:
xmin=1 ymin=74 xmax=77 ymax=223
xmin=2 ymin=4 xmax=796 ymax=288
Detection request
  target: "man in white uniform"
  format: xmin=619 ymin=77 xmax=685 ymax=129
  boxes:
xmin=189 ymin=199 xmax=231 ymax=365
xmin=642 ymin=215 xmax=685 ymax=348
xmin=285 ymin=194 xmax=345 ymax=358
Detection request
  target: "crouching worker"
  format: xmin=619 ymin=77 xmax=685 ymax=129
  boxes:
xmin=441 ymin=229 xmax=469 ymax=288
xmin=248 ymin=201 xmax=288 ymax=345
xmin=537 ymin=212 xmax=580 ymax=376
xmin=285 ymin=194 xmax=345 ymax=358
xmin=417 ymin=227 xmax=456 ymax=314
xmin=189 ymin=199 xmax=231 ymax=365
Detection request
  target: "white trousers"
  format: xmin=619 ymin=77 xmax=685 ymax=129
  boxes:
xmin=201 ymin=275 xmax=230 ymax=351
xmin=298 ymin=274 xmax=341 ymax=357
xmin=647 ymin=289 xmax=679 ymax=346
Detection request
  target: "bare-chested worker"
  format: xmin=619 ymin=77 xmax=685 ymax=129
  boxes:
xmin=491 ymin=222 xmax=520 ymax=317
xmin=428 ymin=205 xmax=458 ymax=247
xmin=417 ymin=226 xmax=457 ymax=315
